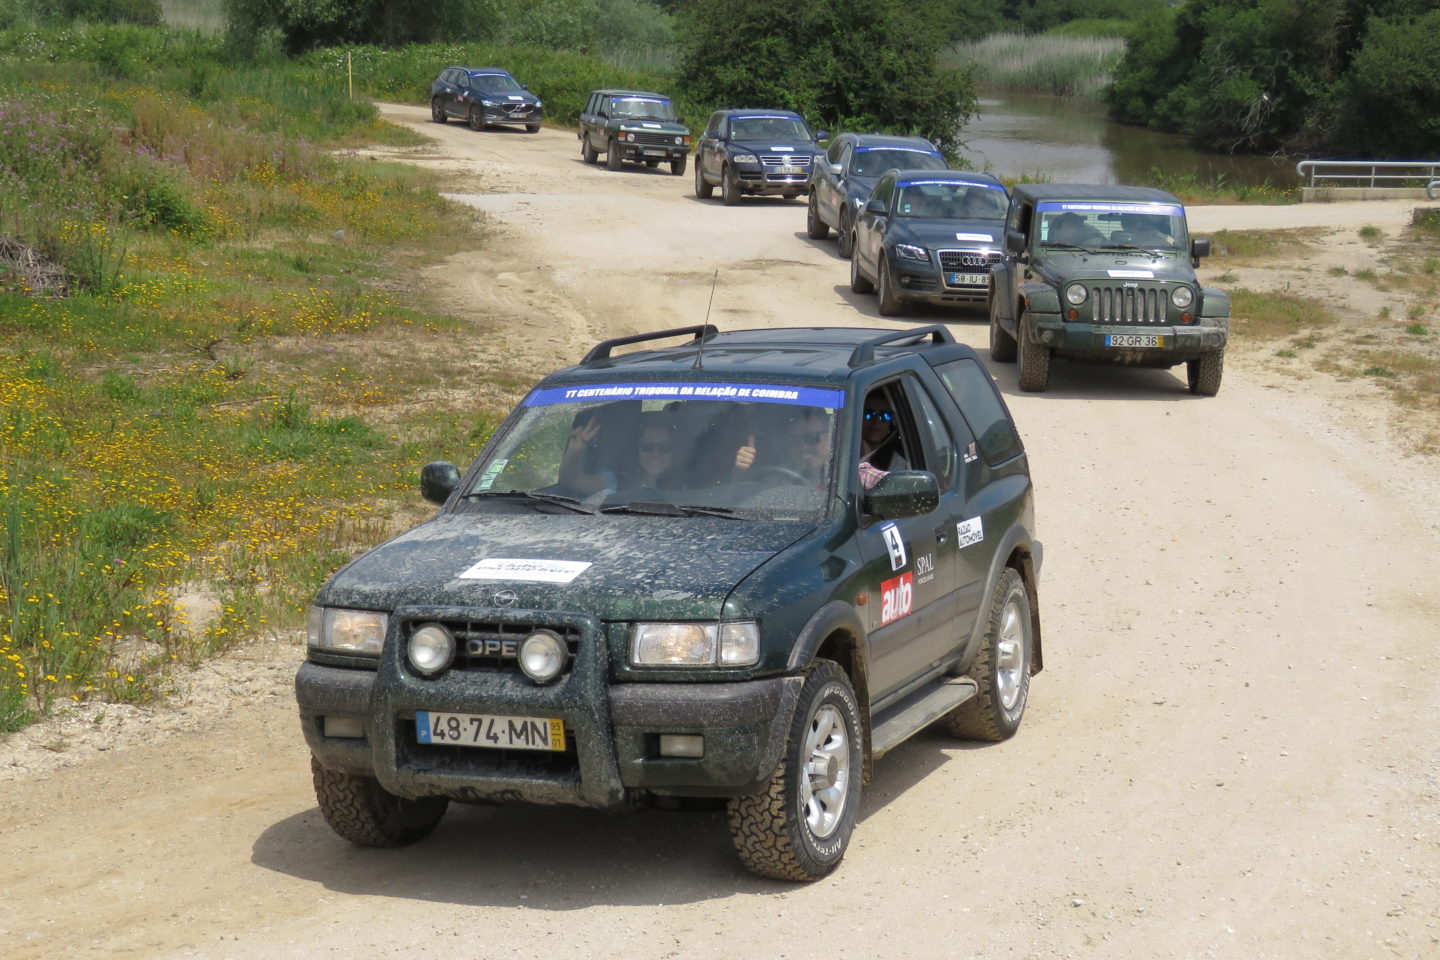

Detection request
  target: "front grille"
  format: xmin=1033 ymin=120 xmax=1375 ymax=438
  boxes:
xmin=631 ymin=130 xmax=680 ymax=147
xmin=493 ymin=103 xmax=534 ymax=115
xmin=938 ymin=250 xmax=1003 ymax=272
xmin=1090 ymin=286 xmax=1167 ymax=324
xmin=401 ymin=618 xmax=582 ymax=674
xmin=761 ymin=154 xmax=810 ymax=167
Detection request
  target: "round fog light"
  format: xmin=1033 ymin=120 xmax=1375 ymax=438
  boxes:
xmin=408 ymin=623 xmax=454 ymax=676
xmin=519 ymin=630 xmax=567 ymax=684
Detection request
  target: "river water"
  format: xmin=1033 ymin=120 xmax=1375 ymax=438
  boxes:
xmin=960 ymin=93 xmax=1294 ymax=189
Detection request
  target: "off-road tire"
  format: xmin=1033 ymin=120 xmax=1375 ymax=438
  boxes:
xmin=671 ymin=155 xmax=687 ymax=176
xmin=644 ymin=159 xmax=660 ymax=168
xmin=722 ymin=165 xmax=742 ymax=205
xmin=695 ymin=160 xmax=714 ymax=198
xmin=311 ymin=757 xmax=449 ymax=847
xmin=728 ymin=660 xmax=862 ymax=882
xmin=1187 ymin=351 xmax=1223 ymax=396
xmin=1017 ymin=311 xmax=1051 ymax=392
xmin=989 ymin=293 xmax=1017 ymax=362
xmin=837 ymin=211 xmax=855 ymax=259
xmin=606 ymin=140 xmax=622 ymax=171
xmin=806 ymin=193 xmax=830 ymax=240
xmin=468 ymin=106 xmax=484 ymax=132
xmin=526 ymin=123 xmax=541 ymax=134
xmin=431 ymin=98 xmax=447 ymax=123
xmin=581 ymin=136 xmax=598 ymax=164
xmin=945 ymin=567 xmax=1032 ymax=741
xmin=876 ymin=256 xmax=903 ymax=317
xmin=850 ymin=248 xmax=874 ymax=294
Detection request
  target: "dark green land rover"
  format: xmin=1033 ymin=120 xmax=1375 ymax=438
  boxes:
xmin=578 ymin=88 xmax=691 ymax=175
xmin=989 ymin=184 xmax=1229 ymax=395
xmin=297 ymin=325 xmax=1042 ymax=881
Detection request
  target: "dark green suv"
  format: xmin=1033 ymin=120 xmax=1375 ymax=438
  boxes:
xmin=296 ymin=325 xmax=1042 ymax=881
xmin=989 ymin=184 xmax=1229 ymax=395
xmin=578 ymin=89 xmax=692 ymax=175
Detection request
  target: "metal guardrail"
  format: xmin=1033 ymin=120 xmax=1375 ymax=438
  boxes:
xmin=1295 ymin=159 xmax=1440 ymax=190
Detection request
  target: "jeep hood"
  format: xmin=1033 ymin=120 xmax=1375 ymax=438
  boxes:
xmin=1035 ymin=250 xmax=1196 ymax=283
xmin=317 ymin=511 xmax=814 ymax=621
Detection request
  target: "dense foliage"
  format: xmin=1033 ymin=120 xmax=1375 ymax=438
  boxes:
xmin=676 ymin=0 xmax=977 ymax=157
xmin=941 ymin=0 xmax=1168 ymax=39
xmin=1106 ymin=0 xmax=1440 ymax=157
xmin=0 ymin=0 xmax=162 ymax=27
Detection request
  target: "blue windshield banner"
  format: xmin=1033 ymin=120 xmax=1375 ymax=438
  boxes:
xmin=1037 ymin=201 xmax=1184 ymax=217
xmin=524 ymin=382 xmax=847 ymax=409
xmin=901 ymin=179 xmax=1006 ymax=191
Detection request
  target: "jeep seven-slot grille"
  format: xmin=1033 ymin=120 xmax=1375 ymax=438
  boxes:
xmin=1090 ymin=285 xmax=1166 ymax=324
xmin=631 ymin=130 xmax=680 ymax=147
xmin=403 ymin=618 xmax=582 ymax=673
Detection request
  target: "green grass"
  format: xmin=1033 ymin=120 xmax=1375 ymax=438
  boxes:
xmin=1229 ymin=289 xmax=1340 ymax=341
xmin=942 ymin=33 xmax=1124 ymax=98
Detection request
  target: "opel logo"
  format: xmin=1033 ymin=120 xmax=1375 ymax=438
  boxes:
xmin=493 ymin=589 xmax=519 ymax=608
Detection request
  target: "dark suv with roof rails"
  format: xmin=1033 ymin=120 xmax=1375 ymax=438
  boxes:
xmin=296 ymin=324 xmax=1042 ymax=882
xmin=808 ymin=133 xmax=948 ymax=259
xmin=989 ymin=183 xmax=1229 ymax=394
xmin=579 ymin=89 xmax=692 ymax=175
xmin=430 ymin=66 xmax=543 ymax=132
xmin=694 ymin=108 xmax=828 ymax=204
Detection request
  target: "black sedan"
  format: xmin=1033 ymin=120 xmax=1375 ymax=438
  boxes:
xmin=430 ymin=66 xmax=543 ymax=133
xmin=849 ymin=170 xmax=1009 ymax=317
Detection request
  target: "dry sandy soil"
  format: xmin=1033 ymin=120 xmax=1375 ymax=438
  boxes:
xmin=2 ymin=105 xmax=1436 ymax=960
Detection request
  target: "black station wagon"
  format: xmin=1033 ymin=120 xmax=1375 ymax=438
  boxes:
xmin=297 ymin=325 xmax=1043 ymax=881
xmin=430 ymin=66 xmax=543 ymax=133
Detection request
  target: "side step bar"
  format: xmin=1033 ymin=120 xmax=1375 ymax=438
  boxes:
xmin=870 ymin=676 xmax=978 ymax=758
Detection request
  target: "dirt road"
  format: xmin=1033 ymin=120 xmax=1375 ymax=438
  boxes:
xmin=3 ymin=105 xmax=1436 ymax=959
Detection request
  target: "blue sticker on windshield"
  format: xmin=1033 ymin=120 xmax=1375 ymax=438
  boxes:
xmin=524 ymin=382 xmax=846 ymax=408
xmin=856 ymin=146 xmax=940 ymax=156
xmin=1037 ymin=201 xmax=1184 ymax=217
xmin=899 ymin=179 xmax=1005 ymax=191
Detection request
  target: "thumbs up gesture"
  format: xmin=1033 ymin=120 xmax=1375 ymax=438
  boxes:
xmin=735 ymin=434 xmax=757 ymax=470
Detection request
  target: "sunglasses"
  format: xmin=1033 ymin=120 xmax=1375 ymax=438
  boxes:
xmin=639 ymin=440 xmax=672 ymax=454
xmin=864 ymin=409 xmax=894 ymax=423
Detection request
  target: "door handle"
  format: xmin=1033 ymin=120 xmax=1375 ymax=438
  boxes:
xmin=934 ymin=524 xmax=950 ymax=544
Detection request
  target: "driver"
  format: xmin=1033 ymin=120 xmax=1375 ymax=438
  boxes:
xmin=733 ymin=408 xmax=831 ymax=484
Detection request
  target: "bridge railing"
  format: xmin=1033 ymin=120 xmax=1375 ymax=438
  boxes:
xmin=1295 ymin=159 xmax=1440 ymax=191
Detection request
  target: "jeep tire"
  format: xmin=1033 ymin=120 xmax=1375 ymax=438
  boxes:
xmin=1187 ymin=351 xmax=1223 ymax=396
xmin=581 ymin=136 xmax=597 ymax=164
xmin=989 ymin=293 xmax=1017 ymax=362
xmin=722 ymin=165 xmax=742 ymax=205
xmin=728 ymin=660 xmax=862 ymax=882
xmin=806 ymin=193 xmax=830 ymax=240
xmin=945 ymin=568 xmax=1032 ymax=741
xmin=311 ymin=757 xmax=449 ymax=847
xmin=606 ymin=140 xmax=622 ymax=171
xmin=671 ymin=155 xmax=687 ymax=176
xmin=1017 ymin=311 xmax=1051 ymax=392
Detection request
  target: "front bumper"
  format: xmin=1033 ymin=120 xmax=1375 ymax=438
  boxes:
xmin=890 ymin=254 xmax=990 ymax=305
xmin=482 ymin=104 xmax=542 ymax=126
xmin=735 ymin=163 xmax=811 ymax=195
xmin=296 ymin=619 xmax=801 ymax=809
xmin=1029 ymin=314 xmax=1228 ymax=364
xmin=615 ymin=141 xmax=688 ymax=163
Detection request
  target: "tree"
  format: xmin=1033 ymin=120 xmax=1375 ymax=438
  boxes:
xmin=676 ymin=0 xmax=976 ymax=157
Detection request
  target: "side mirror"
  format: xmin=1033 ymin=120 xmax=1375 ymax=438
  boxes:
xmin=1005 ymin=230 xmax=1026 ymax=255
xmin=677 ymin=116 xmax=685 ymax=124
xmin=421 ymin=461 xmax=462 ymax=505
xmin=863 ymin=471 xmax=940 ymax=520
xmin=597 ymin=110 xmax=608 ymax=119
xmin=1191 ymin=237 xmax=1211 ymax=260
xmin=815 ymin=130 xmax=830 ymax=142
xmin=866 ymin=196 xmax=887 ymax=214
xmin=828 ymin=162 xmax=843 ymax=177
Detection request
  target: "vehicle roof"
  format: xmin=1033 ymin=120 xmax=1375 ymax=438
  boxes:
xmin=714 ymin=108 xmax=804 ymax=118
xmin=539 ymin=327 xmax=982 ymax=387
xmin=459 ymin=66 xmax=514 ymax=75
xmin=1010 ymin=183 xmax=1183 ymax=205
xmin=590 ymin=89 xmax=671 ymax=100
xmin=888 ymin=169 xmax=1005 ymax=186
xmin=840 ymin=133 xmax=941 ymax=153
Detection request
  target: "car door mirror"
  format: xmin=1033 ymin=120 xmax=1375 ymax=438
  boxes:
xmin=866 ymin=196 xmax=887 ymax=214
xmin=1191 ymin=237 xmax=1210 ymax=260
xmin=815 ymin=130 xmax=830 ymax=142
xmin=863 ymin=471 xmax=940 ymax=520
xmin=828 ymin=162 xmax=843 ymax=177
xmin=1005 ymin=230 xmax=1026 ymax=255
xmin=597 ymin=110 xmax=608 ymax=119
xmin=421 ymin=461 xmax=462 ymax=505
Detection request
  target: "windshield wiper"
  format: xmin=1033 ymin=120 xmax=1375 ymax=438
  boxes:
xmin=1101 ymin=243 xmax=1164 ymax=254
xmin=1041 ymin=241 xmax=1101 ymax=255
xmin=463 ymin=489 xmax=597 ymax=514
xmin=601 ymin=501 xmax=742 ymax=519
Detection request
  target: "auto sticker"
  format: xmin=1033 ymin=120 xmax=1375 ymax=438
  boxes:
xmin=955 ymin=232 xmax=995 ymax=242
xmin=879 ymin=573 xmax=914 ymax=625
xmin=1108 ymin=269 xmax=1155 ymax=279
xmin=477 ymin=459 xmax=508 ymax=491
xmin=881 ymin=523 xmax=907 ymax=571
xmin=915 ymin=553 xmax=935 ymax=586
xmin=956 ymin=517 xmax=984 ymax=549
xmin=459 ymin=558 xmax=592 ymax=583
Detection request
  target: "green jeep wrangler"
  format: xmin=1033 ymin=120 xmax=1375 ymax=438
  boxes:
xmin=989 ymin=184 xmax=1229 ymax=395
xmin=296 ymin=325 xmax=1042 ymax=881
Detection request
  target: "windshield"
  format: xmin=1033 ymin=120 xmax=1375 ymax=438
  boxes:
xmin=896 ymin=181 xmax=1007 ymax=220
xmin=730 ymin=116 xmax=810 ymax=141
xmin=1037 ymin=201 xmax=1189 ymax=252
xmin=852 ymin=148 xmax=946 ymax=178
xmin=610 ymin=97 xmax=676 ymax=121
xmin=470 ymin=73 xmax=522 ymax=92
xmin=466 ymin=382 xmax=845 ymax=520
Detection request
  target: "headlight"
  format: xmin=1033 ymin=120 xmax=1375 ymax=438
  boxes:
xmin=1065 ymin=283 xmax=1088 ymax=305
xmin=309 ymin=606 xmax=387 ymax=656
xmin=732 ymin=152 xmax=758 ymax=164
xmin=407 ymin=622 xmax=454 ymax=676
xmin=895 ymin=243 xmax=929 ymax=262
xmin=480 ymin=99 xmax=497 ymax=107
xmin=534 ymin=99 xmax=543 ymax=107
xmin=630 ymin=621 xmax=760 ymax=667
xmin=519 ymin=630 xmax=567 ymax=684
xmin=1171 ymin=286 xmax=1194 ymax=308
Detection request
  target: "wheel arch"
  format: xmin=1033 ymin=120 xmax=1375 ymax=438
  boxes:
xmin=786 ymin=600 xmax=874 ymax=776
xmin=963 ymin=524 xmax=1043 ymax=676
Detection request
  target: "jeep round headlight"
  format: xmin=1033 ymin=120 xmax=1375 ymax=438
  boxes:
xmin=408 ymin=623 xmax=454 ymax=676
xmin=1171 ymin=286 xmax=1195 ymax=308
xmin=1065 ymin=283 xmax=1088 ymax=305
xmin=519 ymin=630 xmax=567 ymax=684
xmin=674 ymin=136 xmax=683 ymax=146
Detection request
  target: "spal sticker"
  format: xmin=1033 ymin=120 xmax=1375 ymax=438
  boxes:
xmin=956 ymin=517 xmax=984 ymax=548
xmin=459 ymin=558 xmax=592 ymax=583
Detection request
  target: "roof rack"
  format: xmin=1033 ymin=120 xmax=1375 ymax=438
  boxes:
xmin=581 ymin=325 xmax=719 ymax=365
xmin=848 ymin=325 xmax=955 ymax=367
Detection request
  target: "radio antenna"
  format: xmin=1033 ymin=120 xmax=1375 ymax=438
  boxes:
xmin=693 ymin=269 xmax=719 ymax=369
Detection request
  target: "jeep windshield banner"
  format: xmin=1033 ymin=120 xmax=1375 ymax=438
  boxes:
xmin=899 ymin=179 xmax=1006 ymax=192
xmin=857 ymin=146 xmax=938 ymax=155
xmin=1037 ymin=201 xmax=1184 ymax=217
xmin=524 ymin=382 xmax=846 ymax=408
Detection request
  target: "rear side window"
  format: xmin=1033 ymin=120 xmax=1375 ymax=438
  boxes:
xmin=933 ymin=359 xmax=1023 ymax=464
